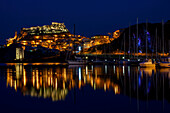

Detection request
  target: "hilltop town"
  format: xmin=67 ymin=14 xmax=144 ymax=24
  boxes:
xmin=0 ymin=21 xmax=169 ymax=63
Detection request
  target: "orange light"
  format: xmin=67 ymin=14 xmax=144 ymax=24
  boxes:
xmin=35 ymin=36 xmax=40 ymax=39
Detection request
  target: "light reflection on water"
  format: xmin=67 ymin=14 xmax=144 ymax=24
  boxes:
xmin=0 ymin=63 xmax=170 ymax=112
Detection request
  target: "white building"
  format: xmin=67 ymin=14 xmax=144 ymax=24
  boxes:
xmin=16 ymin=48 xmax=24 ymax=61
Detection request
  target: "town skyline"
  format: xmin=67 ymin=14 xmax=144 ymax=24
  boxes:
xmin=1 ymin=0 xmax=170 ymax=45
xmin=1 ymin=19 xmax=170 ymax=46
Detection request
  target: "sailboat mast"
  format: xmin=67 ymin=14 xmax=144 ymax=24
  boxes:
xmin=137 ymin=18 xmax=138 ymax=59
xmin=134 ymin=35 xmax=135 ymax=59
xmin=124 ymin=33 xmax=125 ymax=59
xmin=156 ymin=27 xmax=157 ymax=59
xmin=73 ymin=24 xmax=75 ymax=52
xmin=162 ymin=20 xmax=164 ymax=57
xmin=129 ymin=23 xmax=131 ymax=58
xmin=146 ymin=19 xmax=148 ymax=59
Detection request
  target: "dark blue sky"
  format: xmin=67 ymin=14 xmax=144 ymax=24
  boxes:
xmin=0 ymin=0 xmax=170 ymax=44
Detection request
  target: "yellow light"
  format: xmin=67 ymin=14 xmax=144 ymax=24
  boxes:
xmin=39 ymin=76 xmax=42 ymax=87
xmin=31 ymin=41 xmax=35 ymax=44
xmin=35 ymin=36 xmax=40 ymax=39
xmin=55 ymin=78 xmax=58 ymax=90
xmin=47 ymin=40 xmax=50 ymax=43
xmin=23 ymin=69 xmax=26 ymax=86
xmin=22 ymin=43 xmax=27 ymax=45
xmin=104 ymin=83 xmax=106 ymax=91
xmin=114 ymin=85 xmax=120 ymax=94
xmin=48 ymin=77 xmax=50 ymax=86
xmin=14 ymin=80 xmax=17 ymax=91
xmin=32 ymin=75 xmax=35 ymax=87
xmin=7 ymin=44 xmax=10 ymax=47
xmin=79 ymin=80 xmax=81 ymax=89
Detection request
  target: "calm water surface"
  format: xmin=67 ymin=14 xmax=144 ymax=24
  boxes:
xmin=0 ymin=63 xmax=169 ymax=113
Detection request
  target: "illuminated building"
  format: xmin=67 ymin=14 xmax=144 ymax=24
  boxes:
xmin=16 ymin=48 xmax=24 ymax=61
xmin=18 ymin=22 xmax=72 ymax=49
xmin=22 ymin=22 xmax=69 ymax=35
xmin=6 ymin=31 xmax=18 ymax=47
xmin=113 ymin=30 xmax=120 ymax=39
xmin=83 ymin=41 xmax=92 ymax=49
xmin=6 ymin=22 xmax=90 ymax=52
xmin=91 ymin=35 xmax=110 ymax=46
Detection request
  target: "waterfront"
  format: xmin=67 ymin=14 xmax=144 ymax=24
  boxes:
xmin=0 ymin=64 xmax=169 ymax=113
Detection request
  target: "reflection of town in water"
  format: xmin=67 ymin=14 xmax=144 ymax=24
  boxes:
xmin=3 ymin=64 xmax=170 ymax=102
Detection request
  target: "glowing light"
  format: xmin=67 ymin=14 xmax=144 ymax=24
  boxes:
xmin=114 ymin=65 xmax=115 ymax=74
xmin=86 ymin=66 xmax=88 ymax=75
xmin=79 ymin=67 xmax=81 ymax=80
xmin=114 ymin=85 xmax=119 ymax=94
xmin=35 ymin=36 xmax=39 ymax=39
xmin=105 ymin=65 xmax=107 ymax=74
xmin=139 ymin=50 xmax=142 ymax=53
xmin=113 ymin=30 xmax=120 ymax=39
xmin=14 ymin=81 xmax=17 ymax=91
xmin=78 ymin=46 xmax=81 ymax=51
xmin=55 ymin=78 xmax=58 ymax=90
xmin=104 ymin=83 xmax=106 ymax=91
xmin=23 ymin=69 xmax=26 ymax=86
xmin=94 ymin=83 xmax=96 ymax=90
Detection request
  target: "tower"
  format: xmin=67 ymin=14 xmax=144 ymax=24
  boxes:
xmin=16 ymin=48 xmax=24 ymax=61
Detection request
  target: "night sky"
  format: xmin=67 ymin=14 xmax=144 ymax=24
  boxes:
xmin=0 ymin=0 xmax=170 ymax=45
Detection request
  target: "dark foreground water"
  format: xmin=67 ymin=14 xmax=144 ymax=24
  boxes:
xmin=0 ymin=63 xmax=169 ymax=113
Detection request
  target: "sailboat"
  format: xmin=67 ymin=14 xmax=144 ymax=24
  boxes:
xmin=67 ymin=24 xmax=88 ymax=65
xmin=68 ymin=56 xmax=88 ymax=65
xmin=140 ymin=59 xmax=156 ymax=67
xmin=157 ymin=20 xmax=170 ymax=68
xmin=140 ymin=19 xmax=155 ymax=68
xmin=119 ymin=33 xmax=129 ymax=65
xmin=129 ymin=18 xmax=142 ymax=66
xmin=158 ymin=57 xmax=170 ymax=68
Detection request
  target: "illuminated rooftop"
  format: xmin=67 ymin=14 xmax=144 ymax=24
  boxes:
xmin=21 ymin=22 xmax=69 ymax=35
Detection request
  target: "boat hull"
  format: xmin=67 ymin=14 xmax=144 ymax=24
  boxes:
xmin=158 ymin=63 xmax=170 ymax=68
xmin=68 ymin=61 xmax=87 ymax=65
xmin=140 ymin=63 xmax=156 ymax=67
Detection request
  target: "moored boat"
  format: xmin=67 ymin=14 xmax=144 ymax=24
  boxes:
xmin=68 ymin=60 xmax=88 ymax=65
xmin=158 ymin=57 xmax=170 ymax=68
xmin=68 ymin=56 xmax=88 ymax=65
xmin=139 ymin=59 xmax=156 ymax=67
